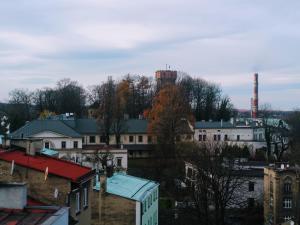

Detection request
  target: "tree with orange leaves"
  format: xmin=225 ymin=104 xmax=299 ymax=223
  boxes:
xmin=147 ymin=85 xmax=194 ymax=158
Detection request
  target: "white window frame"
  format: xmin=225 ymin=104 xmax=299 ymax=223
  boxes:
xmin=283 ymin=198 xmax=292 ymax=209
xmin=76 ymin=192 xmax=80 ymax=213
xmin=83 ymin=187 xmax=88 ymax=208
xmin=284 ymin=216 xmax=292 ymax=221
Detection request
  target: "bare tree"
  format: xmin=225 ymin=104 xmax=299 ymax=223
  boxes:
xmin=260 ymin=104 xmax=290 ymax=162
xmin=180 ymin=142 xmax=250 ymax=225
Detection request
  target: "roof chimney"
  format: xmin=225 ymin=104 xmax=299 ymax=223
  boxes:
xmin=26 ymin=139 xmax=42 ymax=156
xmin=0 ymin=183 xmax=27 ymax=209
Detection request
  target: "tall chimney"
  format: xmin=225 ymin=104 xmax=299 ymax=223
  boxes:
xmin=251 ymin=73 xmax=258 ymax=118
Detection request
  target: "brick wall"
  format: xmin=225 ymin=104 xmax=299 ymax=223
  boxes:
xmin=0 ymin=159 xmax=92 ymax=225
xmin=0 ymin=160 xmax=70 ymax=205
xmin=99 ymin=192 xmax=136 ymax=225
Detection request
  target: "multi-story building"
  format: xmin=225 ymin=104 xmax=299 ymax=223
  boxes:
xmin=9 ymin=114 xmax=193 ymax=159
xmin=264 ymin=163 xmax=300 ymax=225
xmin=194 ymin=119 xmax=266 ymax=153
xmin=99 ymin=173 xmax=159 ymax=225
xmin=185 ymin=160 xmax=265 ymax=209
xmin=0 ymin=147 xmax=95 ymax=225
xmin=0 ymin=182 xmax=69 ymax=225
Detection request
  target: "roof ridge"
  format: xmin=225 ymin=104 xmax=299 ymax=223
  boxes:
xmin=115 ymin=173 xmax=154 ymax=183
xmin=60 ymin=120 xmax=81 ymax=136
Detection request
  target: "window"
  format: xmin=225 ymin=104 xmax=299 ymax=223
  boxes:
xmin=44 ymin=142 xmax=50 ymax=149
xmin=284 ymin=182 xmax=292 ymax=194
xmin=129 ymin=136 xmax=134 ymax=143
xmin=284 ymin=216 xmax=292 ymax=222
xmin=249 ymin=181 xmax=255 ymax=192
xmin=100 ymin=135 xmax=106 ymax=143
xmin=217 ymin=134 xmax=221 ymax=141
xmin=224 ymin=135 xmax=228 ymax=141
xmin=213 ymin=135 xmax=217 ymax=141
xmin=187 ymin=168 xmax=193 ymax=178
xmin=61 ymin=141 xmax=66 ymax=149
xmin=203 ymin=135 xmax=206 ymax=141
xmin=270 ymin=195 xmax=273 ymax=208
xmin=142 ymin=201 xmax=145 ymax=215
xmin=74 ymin=141 xmax=78 ymax=149
xmin=248 ymin=198 xmax=254 ymax=208
xmin=89 ymin=136 xmax=95 ymax=143
xmin=198 ymin=135 xmax=202 ymax=141
xmin=270 ymin=181 xmax=273 ymax=193
xmin=148 ymin=196 xmax=151 ymax=208
xmin=76 ymin=192 xmax=80 ymax=213
xmin=284 ymin=178 xmax=292 ymax=194
xmin=82 ymin=137 xmax=85 ymax=144
xmin=117 ymin=158 xmax=122 ymax=167
xmin=83 ymin=187 xmax=88 ymax=208
xmin=283 ymin=198 xmax=292 ymax=209
xmin=148 ymin=136 xmax=152 ymax=143
xmin=138 ymin=135 xmax=143 ymax=143
xmin=237 ymin=135 xmax=240 ymax=141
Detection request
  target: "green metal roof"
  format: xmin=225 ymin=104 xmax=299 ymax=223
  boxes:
xmin=66 ymin=118 xmax=148 ymax=134
xmin=10 ymin=120 xmax=82 ymax=139
xmin=123 ymin=119 xmax=148 ymax=134
xmin=40 ymin=148 xmax=59 ymax=156
xmin=106 ymin=173 xmax=159 ymax=202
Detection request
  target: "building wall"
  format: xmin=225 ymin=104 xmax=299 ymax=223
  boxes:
xmin=141 ymin=187 xmax=159 ymax=225
xmin=229 ymin=177 xmax=263 ymax=208
xmin=99 ymin=191 xmax=136 ymax=225
xmin=0 ymin=160 xmax=70 ymax=206
xmin=0 ymin=183 xmax=27 ymax=209
xmin=69 ymin=181 xmax=92 ymax=225
xmin=57 ymin=149 xmax=128 ymax=170
xmin=264 ymin=167 xmax=300 ymax=225
xmin=0 ymin=160 xmax=92 ymax=225
xmin=194 ymin=127 xmax=266 ymax=152
xmin=185 ymin=162 xmax=263 ymax=209
xmin=32 ymin=131 xmax=83 ymax=149
xmin=83 ymin=134 xmax=153 ymax=145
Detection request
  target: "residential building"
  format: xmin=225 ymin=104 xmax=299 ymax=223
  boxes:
xmin=0 ymin=147 xmax=95 ymax=225
xmin=9 ymin=115 xmax=193 ymax=159
xmin=194 ymin=119 xmax=266 ymax=154
xmin=0 ymin=182 xmax=69 ymax=225
xmin=264 ymin=163 xmax=300 ymax=225
xmin=185 ymin=160 xmax=265 ymax=208
xmin=99 ymin=173 xmax=159 ymax=225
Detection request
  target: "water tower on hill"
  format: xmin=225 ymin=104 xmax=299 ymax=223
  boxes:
xmin=155 ymin=69 xmax=177 ymax=90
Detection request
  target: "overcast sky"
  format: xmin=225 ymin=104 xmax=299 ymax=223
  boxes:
xmin=0 ymin=0 xmax=299 ymax=110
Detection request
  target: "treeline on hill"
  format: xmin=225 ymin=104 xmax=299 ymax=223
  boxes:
xmin=0 ymin=73 xmax=235 ymax=132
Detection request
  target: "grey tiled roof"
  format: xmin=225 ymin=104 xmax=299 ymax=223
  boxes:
xmin=195 ymin=121 xmax=234 ymax=129
xmin=10 ymin=120 xmax=82 ymax=139
xmin=10 ymin=118 xmax=150 ymax=139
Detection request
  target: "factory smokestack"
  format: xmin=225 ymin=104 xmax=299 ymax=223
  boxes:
xmin=251 ymin=73 xmax=258 ymax=118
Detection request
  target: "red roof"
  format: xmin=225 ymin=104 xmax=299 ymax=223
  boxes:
xmin=0 ymin=150 xmax=92 ymax=182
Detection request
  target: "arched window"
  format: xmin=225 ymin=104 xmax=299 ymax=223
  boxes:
xmin=283 ymin=177 xmax=292 ymax=194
